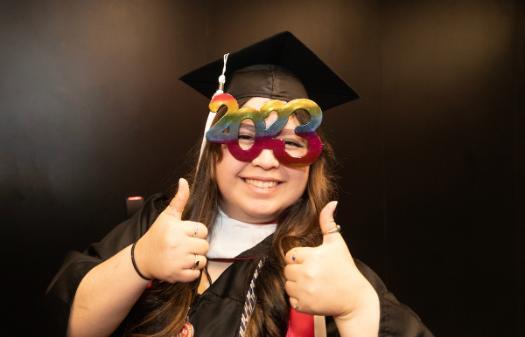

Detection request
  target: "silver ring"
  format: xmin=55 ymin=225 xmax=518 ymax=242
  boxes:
xmin=324 ymin=224 xmax=341 ymax=235
xmin=193 ymin=254 xmax=200 ymax=269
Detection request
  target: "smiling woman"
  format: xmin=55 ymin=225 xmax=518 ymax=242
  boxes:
xmin=46 ymin=31 xmax=434 ymax=337
xmin=216 ymin=97 xmax=310 ymax=224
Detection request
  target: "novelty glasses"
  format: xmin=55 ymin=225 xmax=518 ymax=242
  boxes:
xmin=206 ymin=93 xmax=323 ymax=165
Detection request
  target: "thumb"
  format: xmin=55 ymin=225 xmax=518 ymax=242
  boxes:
xmin=319 ymin=201 xmax=339 ymax=244
xmin=168 ymin=178 xmax=190 ymax=219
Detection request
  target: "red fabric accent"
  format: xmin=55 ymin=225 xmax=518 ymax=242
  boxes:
xmin=207 ymin=256 xmax=258 ymax=263
xmin=286 ymin=308 xmax=314 ymax=337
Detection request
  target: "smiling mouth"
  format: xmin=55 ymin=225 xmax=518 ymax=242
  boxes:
xmin=242 ymin=178 xmax=281 ymax=189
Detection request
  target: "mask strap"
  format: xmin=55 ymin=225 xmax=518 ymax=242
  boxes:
xmin=197 ymin=53 xmax=230 ymax=167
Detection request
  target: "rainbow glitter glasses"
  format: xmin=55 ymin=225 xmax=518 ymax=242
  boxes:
xmin=206 ymin=93 xmax=323 ymax=165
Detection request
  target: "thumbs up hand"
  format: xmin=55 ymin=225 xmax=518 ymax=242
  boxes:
xmin=284 ymin=201 xmax=379 ymax=321
xmin=134 ymin=178 xmax=209 ymax=283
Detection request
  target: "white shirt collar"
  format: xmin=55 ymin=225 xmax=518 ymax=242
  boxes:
xmin=207 ymin=208 xmax=277 ymax=258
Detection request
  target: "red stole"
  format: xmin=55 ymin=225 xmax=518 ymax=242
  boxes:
xmin=286 ymin=308 xmax=314 ymax=337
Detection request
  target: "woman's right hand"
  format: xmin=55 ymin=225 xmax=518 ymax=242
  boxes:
xmin=133 ymin=178 xmax=209 ymax=283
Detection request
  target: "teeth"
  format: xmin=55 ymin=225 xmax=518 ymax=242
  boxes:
xmin=245 ymin=179 xmax=278 ymax=189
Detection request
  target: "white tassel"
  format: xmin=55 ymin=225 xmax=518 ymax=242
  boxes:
xmin=196 ymin=53 xmax=230 ymax=168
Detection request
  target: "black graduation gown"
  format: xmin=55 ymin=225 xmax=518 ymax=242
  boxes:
xmin=45 ymin=194 xmax=434 ymax=337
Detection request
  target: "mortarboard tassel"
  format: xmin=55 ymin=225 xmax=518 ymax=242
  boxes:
xmin=197 ymin=53 xmax=229 ymax=167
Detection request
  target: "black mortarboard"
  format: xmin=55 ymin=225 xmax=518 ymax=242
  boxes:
xmin=179 ymin=31 xmax=358 ymax=111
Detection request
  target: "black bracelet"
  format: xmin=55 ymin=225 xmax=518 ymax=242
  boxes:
xmin=131 ymin=242 xmax=152 ymax=281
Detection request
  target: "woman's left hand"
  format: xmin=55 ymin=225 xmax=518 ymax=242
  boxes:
xmin=284 ymin=201 xmax=379 ymax=321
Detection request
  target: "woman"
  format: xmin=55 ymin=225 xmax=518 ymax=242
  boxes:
xmin=46 ymin=32 xmax=433 ymax=337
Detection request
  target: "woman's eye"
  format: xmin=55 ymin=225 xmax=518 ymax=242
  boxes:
xmin=239 ymin=134 xmax=254 ymax=140
xmin=284 ymin=139 xmax=306 ymax=148
xmin=238 ymin=133 xmax=255 ymax=150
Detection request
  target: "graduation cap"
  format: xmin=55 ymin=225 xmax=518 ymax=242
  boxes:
xmin=180 ymin=31 xmax=358 ymax=111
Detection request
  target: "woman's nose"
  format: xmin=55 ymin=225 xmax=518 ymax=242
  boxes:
xmin=251 ymin=148 xmax=280 ymax=169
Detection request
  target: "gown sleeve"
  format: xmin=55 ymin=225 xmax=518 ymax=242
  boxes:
xmin=44 ymin=193 xmax=167 ymax=336
xmin=325 ymin=259 xmax=434 ymax=337
xmin=45 ymin=196 xmax=433 ymax=337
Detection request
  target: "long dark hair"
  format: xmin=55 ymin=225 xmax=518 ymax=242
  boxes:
xmin=126 ymin=109 xmax=338 ymax=337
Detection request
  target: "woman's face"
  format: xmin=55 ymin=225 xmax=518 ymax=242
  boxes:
xmin=215 ymin=97 xmax=310 ymax=223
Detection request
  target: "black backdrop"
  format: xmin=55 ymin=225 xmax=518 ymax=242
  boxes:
xmin=0 ymin=1 xmax=523 ymax=336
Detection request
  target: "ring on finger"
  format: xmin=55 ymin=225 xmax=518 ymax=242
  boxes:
xmin=193 ymin=254 xmax=200 ymax=269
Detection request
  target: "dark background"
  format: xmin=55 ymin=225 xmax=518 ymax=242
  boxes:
xmin=0 ymin=0 xmax=523 ymax=336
